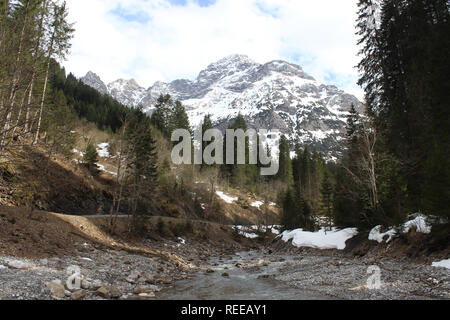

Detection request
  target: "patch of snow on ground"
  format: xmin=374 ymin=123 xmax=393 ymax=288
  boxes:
xmin=233 ymin=225 xmax=280 ymax=238
xmin=216 ymin=191 xmax=238 ymax=204
xmin=97 ymin=143 xmax=110 ymax=158
xmin=250 ymin=201 xmax=264 ymax=208
xmin=368 ymin=214 xmax=433 ymax=243
xmin=97 ymin=164 xmax=117 ymax=176
xmin=73 ymin=149 xmax=84 ymax=156
xmin=281 ymin=227 xmax=358 ymax=250
xmin=233 ymin=226 xmax=258 ymax=239
xmin=368 ymin=225 xmax=397 ymax=243
xmin=402 ymin=214 xmax=431 ymax=234
xmin=432 ymin=259 xmax=450 ymax=270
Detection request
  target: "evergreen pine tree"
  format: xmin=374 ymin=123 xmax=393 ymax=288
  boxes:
xmin=83 ymin=140 xmax=99 ymax=174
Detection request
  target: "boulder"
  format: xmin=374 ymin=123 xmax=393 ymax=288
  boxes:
xmin=46 ymin=282 xmax=66 ymax=299
xmin=71 ymin=290 xmax=87 ymax=300
xmin=109 ymin=286 xmax=122 ymax=299
xmin=95 ymin=286 xmax=110 ymax=299
xmin=7 ymin=260 xmax=32 ymax=270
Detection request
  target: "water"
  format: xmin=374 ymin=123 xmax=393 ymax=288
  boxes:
xmin=156 ymin=251 xmax=333 ymax=300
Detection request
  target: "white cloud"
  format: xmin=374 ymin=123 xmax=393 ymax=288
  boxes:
xmin=64 ymin=0 xmax=364 ymax=99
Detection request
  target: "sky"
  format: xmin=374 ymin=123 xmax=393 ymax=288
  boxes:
xmin=64 ymin=0 xmax=364 ymax=100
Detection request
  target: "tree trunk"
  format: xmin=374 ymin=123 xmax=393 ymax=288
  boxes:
xmin=33 ymin=55 xmax=51 ymax=145
xmin=0 ymin=1 xmax=30 ymax=150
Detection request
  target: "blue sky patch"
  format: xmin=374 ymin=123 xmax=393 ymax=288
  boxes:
xmin=110 ymin=5 xmax=151 ymax=24
xmin=255 ymin=1 xmax=280 ymax=19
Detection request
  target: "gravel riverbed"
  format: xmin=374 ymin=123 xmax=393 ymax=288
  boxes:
xmin=1 ymin=242 xmax=448 ymax=300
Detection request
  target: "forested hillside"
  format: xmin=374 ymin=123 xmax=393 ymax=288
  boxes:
xmin=0 ymin=0 xmax=448 ymax=237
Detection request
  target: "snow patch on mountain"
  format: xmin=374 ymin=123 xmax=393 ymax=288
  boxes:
xmin=81 ymin=54 xmax=364 ymax=160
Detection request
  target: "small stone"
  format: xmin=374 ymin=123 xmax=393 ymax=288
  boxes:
xmin=206 ymin=269 xmax=215 ymax=273
xmin=71 ymin=290 xmax=86 ymax=300
xmin=148 ymin=285 xmax=161 ymax=292
xmin=133 ymin=285 xmax=152 ymax=295
xmin=39 ymin=259 xmax=48 ymax=266
xmin=222 ymin=272 xmax=229 ymax=277
xmin=92 ymin=280 xmax=103 ymax=290
xmin=65 ymin=290 xmax=71 ymax=297
xmin=126 ymin=272 xmax=140 ymax=284
xmin=109 ymin=286 xmax=122 ymax=299
xmin=95 ymin=286 xmax=110 ymax=299
xmin=81 ymin=280 xmax=91 ymax=289
xmin=46 ymin=282 xmax=66 ymax=299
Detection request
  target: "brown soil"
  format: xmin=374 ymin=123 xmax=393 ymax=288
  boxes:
xmin=0 ymin=206 xmax=87 ymax=259
xmin=0 ymin=206 xmax=257 ymax=264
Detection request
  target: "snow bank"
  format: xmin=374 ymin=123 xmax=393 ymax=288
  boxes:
xmin=432 ymin=259 xmax=450 ymax=270
xmin=368 ymin=225 xmax=397 ymax=243
xmin=281 ymin=227 xmax=358 ymax=250
xmin=402 ymin=214 xmax=431 ymax=234
xmin=216 ymin=191 xmax=238 ymax=204
xmin=368 ymin=214 xmax=432 ymax=243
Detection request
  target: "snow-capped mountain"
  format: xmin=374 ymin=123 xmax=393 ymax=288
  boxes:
xmin=81 ymin=54 xmax=363 ymax=159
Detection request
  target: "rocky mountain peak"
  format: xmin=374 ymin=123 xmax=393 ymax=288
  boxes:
xmin=263 ymin=60 xmax=315 ymax=80
xmin=81 ymin=55 xmax=363 ymax=160
xmin=81 ymin=71 xmax=108 ymax=95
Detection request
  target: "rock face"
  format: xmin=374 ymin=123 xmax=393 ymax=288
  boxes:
xmin=81 ymin=54 xmax=364 ymax=159
xmin=81 ymin=71 xmax=108 ymax=95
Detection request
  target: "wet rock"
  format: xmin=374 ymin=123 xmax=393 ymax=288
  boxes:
xmin=222 ymin=272 xmax=229 ymax=277
xmin=206 ymin=268 xmax=215 ymax=274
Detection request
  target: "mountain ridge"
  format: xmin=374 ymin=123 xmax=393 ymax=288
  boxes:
xmin=81 ymin=54 xmax=364 ymax=160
